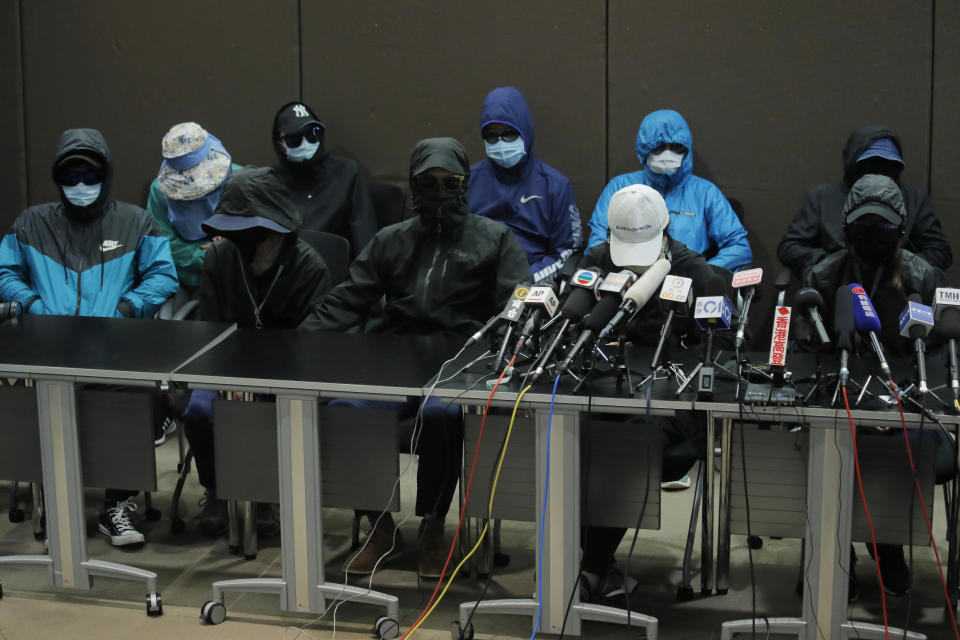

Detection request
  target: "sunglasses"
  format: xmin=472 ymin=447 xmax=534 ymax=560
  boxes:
xmin=59 ymin=171 xmax=103 ymax=187
xmin=414 ymin=174 xmax=465 ymax=192
xmin=281 ymin=125 xmax=322 ymax=148
xmin=482 ymin=130 xmax=521 ymax=144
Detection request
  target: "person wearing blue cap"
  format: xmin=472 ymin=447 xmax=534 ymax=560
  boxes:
xmin=778 ymin=125 xmax=952 ymax=279
xmin=585 ymin=109 xmax=752 ymax=272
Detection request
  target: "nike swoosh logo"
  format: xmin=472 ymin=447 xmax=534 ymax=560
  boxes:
xmin=520 ymin=195 xmax=542 ymax=204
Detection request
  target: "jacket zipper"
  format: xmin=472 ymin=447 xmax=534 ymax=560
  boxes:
xmin=74 ymin=257 xmax=83 ymax=315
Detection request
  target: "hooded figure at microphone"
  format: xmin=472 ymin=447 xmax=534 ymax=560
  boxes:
xmin=803 ymin=173 xmax=949 ymax=600
xmin=578 ymin=184 xmax=719 ymax=602
xmin=300 ymin=137 xmax=528 ymax=579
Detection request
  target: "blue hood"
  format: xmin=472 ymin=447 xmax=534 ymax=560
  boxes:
xmin=635 ymin=109 xmax=693 ymax=193
xmin=480 ymin=86 xmax=535 ymax=177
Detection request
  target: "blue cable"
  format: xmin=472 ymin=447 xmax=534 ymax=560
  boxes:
xmin=532 ymin=374 xmax=560 ymax=640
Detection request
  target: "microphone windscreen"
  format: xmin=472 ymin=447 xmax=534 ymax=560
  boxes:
xmin=699 ymin=274 xmax=729 ymax=299
xmin=623 ymin=258 xmax=672 ymax=306
xmin=833 ymin=285 xmax=855 ymax=350
xmin=907 ymin=293 xmax=922 ymax=304
xmin=795 ymin=287 xmax=825 ymax=310
xmin=560 ymin=286 xmax=597 ymax=322
xmin=849 ymin=283 xmax=882 ymax=334
xmin=583 ymin=294 xmax=623 ymax=332
xmin=939 ymin=306 xmax=960 ymax=338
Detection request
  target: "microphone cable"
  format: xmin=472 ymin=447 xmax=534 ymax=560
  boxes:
xmin=402 ymin=381 xmax=533 ymax=638
xmin=529 ymin=375 xmax=561 ymax=640
xmin=888 ymin=381 xmax=960 ymax=639
xmin=842 ymin=385 xmax=891 ymax=640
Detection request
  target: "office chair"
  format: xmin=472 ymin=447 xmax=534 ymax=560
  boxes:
xmin=368 ymin=181 xmax=406 ymax=230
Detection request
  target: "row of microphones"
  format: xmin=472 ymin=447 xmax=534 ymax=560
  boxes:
xmin=597 ymin=259 xmax=672 ymax=340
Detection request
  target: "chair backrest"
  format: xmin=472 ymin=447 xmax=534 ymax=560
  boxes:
xmin=299 ymin=229 xmax=351 ymax=286
xmin=368 ymin=181 xmax=405 ymax=230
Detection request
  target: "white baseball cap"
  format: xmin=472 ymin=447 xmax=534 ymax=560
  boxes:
xmin=608 ymin=184 xmax=669 ymax=267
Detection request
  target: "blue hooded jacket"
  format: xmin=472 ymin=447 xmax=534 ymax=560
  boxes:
xmin=585 ymin=110 xmax=752 ymax=271
xmin=467 ymin=87 xmax=582 ymax=283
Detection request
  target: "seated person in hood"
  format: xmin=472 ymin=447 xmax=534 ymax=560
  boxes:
xmin=467 ymin=86 xmax=582 ymax=283
xmin=272 ymin=101 xmax=377 ymax=257
xmin=300 ymin=137 xmax=529 ymax=578
xmin=586 ymin=109 xmax=752 ymax=272
xmin=181 ymin=166 xmax=332 ymax=537
xmin=146 ymin=122 xmax=242 ymax=292
xmin=802 ymin=173 xmax=949 ymax=600
xmin=0 ymin=128 xmax=179 ymax=548
xmin=778 ymin=124 xmax=952 ymax=280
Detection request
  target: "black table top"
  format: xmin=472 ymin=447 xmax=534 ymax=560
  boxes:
xmin=172 ymin=328 xmax=465 ymax=395
xmin=0 ymin=314 xmax=234 ymax=382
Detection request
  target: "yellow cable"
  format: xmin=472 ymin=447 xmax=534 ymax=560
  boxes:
xmin=405 ymin=384 xmax=532 ymax=638
xmin=955 ymin=398 xmax=960 ymax=414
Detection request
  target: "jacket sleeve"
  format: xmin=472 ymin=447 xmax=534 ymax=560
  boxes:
xmin=197 ymin=244 xmax=225 ymax=323
xmin=119 ymin=222 xmax=180 ymax=318
xmin=586 ymin=178 xmax=626 ymax=250
xmin=0 ymin=230 xmax=45 ymax=314
xmin=146 ymin=180 xmax=207 ymax=288
xmin=495 ymin=229 xmax=533 ymax=308
xmin=907 ymin=190 xmax=953 ymax=271
xmin=529 ymin=180 xmax=582 ymax=283
xmin=299 ymin=234 xmax=386 ymax=332
xmin=349 ymin=171 xmax=378 ymax=258
xmin=702 ymin=186 xmax=752 ymax=271
xmin=777 ymin=189 xmax=828 ymax=280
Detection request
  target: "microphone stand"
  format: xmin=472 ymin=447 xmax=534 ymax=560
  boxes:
xmin=572 ymin=339 xmax=634 ymax=395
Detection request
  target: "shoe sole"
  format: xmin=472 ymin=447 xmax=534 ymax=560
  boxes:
xmin=97 ymin=523 xmax=145 ymax=546
xmin=343 ymin=545 xmax=403 ymax=575
xmin=661 ymin=482 xmax=691 ymax=491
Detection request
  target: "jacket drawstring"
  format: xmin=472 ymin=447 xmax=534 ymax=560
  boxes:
xmin=237 ymin=246 xmax=285 ymax=329
xmin=99 ymin=218 xmax=105 ymax=290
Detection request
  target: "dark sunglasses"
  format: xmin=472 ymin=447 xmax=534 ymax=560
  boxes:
xmin=847 ymin=221 xmax=900 ymax=235
xmin=414 ymin=174 xmax=465 ymax=192
xmin=651 ymin=142 xmax=688 ymax=155
xmin=281 ymin=125 xmax=322 ymax=148
xmin=482 ymin=130 xmax=521 ymax=144
xmin=59 ymin=171 xmax=103 ymax=187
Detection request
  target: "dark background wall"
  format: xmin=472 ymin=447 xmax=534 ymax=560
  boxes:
xmin=1 ymin=0 xmax=957 ymax=342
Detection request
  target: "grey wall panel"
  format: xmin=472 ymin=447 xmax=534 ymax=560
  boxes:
xmin=21 ymin=1 xmax=299 ymax=209
xmin=301 ymin=1 xmax=606 ymax=217
xmin=0 ymin=0 xmax=26 ymax=231
xmin=609 ymin=2 xmax=933 ymax=345
xmin=931 ymin=0 xmax=960 ymax=282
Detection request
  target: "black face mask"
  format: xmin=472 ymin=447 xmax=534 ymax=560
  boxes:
xmin=847 ymin=224 xmax=900 ymax=267
xmin=229 ymin=228 xmax=270 ymax=264
xmin=411 ymin=174 xmax=468 ymax=234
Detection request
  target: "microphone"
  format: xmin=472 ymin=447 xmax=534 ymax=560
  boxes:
xmin=768 ymin=304 xmax=792 ymax=373
xmin=555 ymin=251 xmax=585 ymax=297
xmin=933 ymin=287 xmax=960 ymax=399
xmin=527 ymin=284 xmax=600 ymax=384
xmin=597 ymin=258 xmax=672 ymax=340
xmin=795 ymin=287 xmax=831 ymax=346
xmin=694 ymin=275 xmax=733 ymax=398
xmin=899 ymin=293 xmax=934 ymax=394
xmin=732 ymin=267 xmax=763 ymax=350
xmin=465 ymin=283 xmax=530 ymax=348
xmin=849 ymin=283 xmax=892 ymax=379
xmin=833 ymin=285 xmax=855 ymax=388
xmin=650 ymin=274 xmax=693 ymax=369
xmin=556 ymin=288 xmax=626 ymax=375
xmin=511 ymin=284 xmax=559 ymax=358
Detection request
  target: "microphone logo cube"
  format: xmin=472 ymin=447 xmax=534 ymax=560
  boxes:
xmin=768 ymin=306 xmax=791 ymax=367
xmin=899 ymin=300 xmax=934 ymax=337
xmin=660 ymin=275 xmax=693 ymax=304
xmin=599 ymin=270 xmax=636 ymax=295
xmin=934 ymin=288 xmax=960 ymax=318
xmin=694 ymin=296 xmax=732 ymax=330
xmin=525 ymin=286 xmax=559 ymax=317
xmin=732 ymin=267 xmax=763 ymax=288
xmin=572 ymin=269 xmax=599 ymax=288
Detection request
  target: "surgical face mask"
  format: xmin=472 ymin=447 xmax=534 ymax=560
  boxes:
xmin=646 ymin=149 xmax=685 ymax=175
xmin=281 ymin=138 xmax=320 ymax=162
xmin=485 ymin=138 xmax=526 ymax=169
xmin=62 ymin=182 xmax=102 ymax=207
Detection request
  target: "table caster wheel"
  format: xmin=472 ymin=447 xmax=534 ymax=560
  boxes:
xmin=676 ymin=585 xmax=694 ymax=601
xmin=229 ymin=545 xmax=239 ymax=555
xmin=700 ymin=587 xmax=712 ymax=596
xmin=146 ymin=592 xmax=163 ymax=616
xmin=716 ymin=588 xmax=729 ymax=595
xmin=8 ymin=508 xmax=25 ymax=523
xmin=34 ymin=528 xmax=46 ymax=542
xmin=748 ymin=535 xmax=763 ymax=550
xmin=243 ymin=553 xmax=257 ymax=561
xmin=146 ymin=507 xmax=162 ymax=522
xmin=450 ymin=620 xmax=474 ymax=640
xmin=493 ymin=552 xmax=510 ymax=568
xmin=171 ymin=518 xmax=185 ymax=534
xmin=373 ymin=615 xmax=399 ymax=640
xmin=201 ymin=600 xmax=226 ymax=624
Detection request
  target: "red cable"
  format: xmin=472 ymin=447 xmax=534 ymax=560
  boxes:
xmin=843 ymin=386 xmax=891 ymax=640
xmin=400 ymin=355 xmax=516 ymax=640
xmin=889 ymin=381 xmax=960 ymax=639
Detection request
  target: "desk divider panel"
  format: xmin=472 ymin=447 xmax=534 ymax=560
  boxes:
xmin=0 ymin=385 xmax=42 ymax=482
xmin=78 ymin=388 xmax=156 ymax=491
xmin=463 ymin=411 xmax=537 ymax=522
xmin=214 ymin=400 xmax=400 ymax=512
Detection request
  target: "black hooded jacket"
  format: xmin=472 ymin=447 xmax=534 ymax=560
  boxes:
xmin=271 ymin=104 xmax=377 ymax=258
xmin=777 ymin=125 xmax=951 ymax=277
xmin=300 ymin=138 xmax=530 ymax=337
xmin=198 ymin=167 xmax=332 ymax=329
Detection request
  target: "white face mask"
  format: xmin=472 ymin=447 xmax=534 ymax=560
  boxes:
xmin=646 ymin=149 xmax=685 ymax=175
xmin=282 ymin=138 xmax=320 ymax=162
xmin=62 ymin=182 xmax=102 ymax=207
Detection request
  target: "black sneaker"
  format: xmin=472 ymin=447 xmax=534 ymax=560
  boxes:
xmin=154 ymin=417 xmax=176 ymax=446
xmin=197 ymin=492 xmax=228 ymax=537
xmin=98 ymin=498 xmax=145 ymax=546
xmin=256 ymin=502 xmax=280 ymax=537
xmin=870 ymin=543 xmax=911 ymax=596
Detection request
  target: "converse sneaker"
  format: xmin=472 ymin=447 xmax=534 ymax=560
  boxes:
xmin=98 ymin=498 xmax=145 ymax=546
xmin=661 ymin=473 xmax=692 ymax=491
xmin=154 ymin=417 xmax=177 ymax=446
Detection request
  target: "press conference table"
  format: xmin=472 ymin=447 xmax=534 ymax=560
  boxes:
xmin=0 ymin=314 xmax=234 ymax=613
